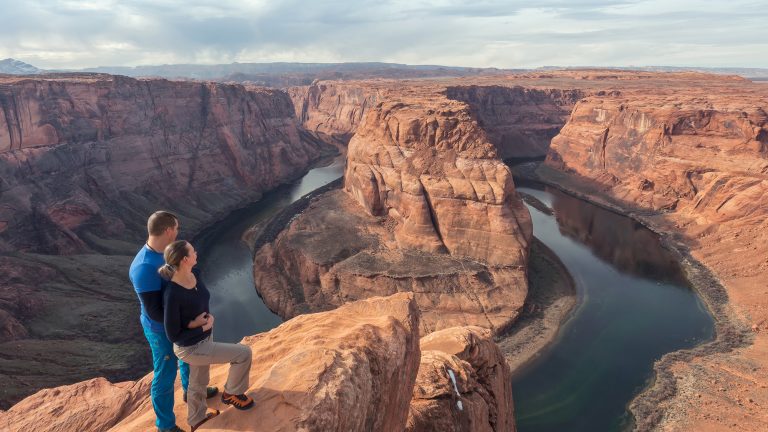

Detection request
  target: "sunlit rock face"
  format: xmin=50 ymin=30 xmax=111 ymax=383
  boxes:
xmin=2 ymin=294 xmax=423 ymax=432
xmin=547 ymin=90 xmax=768 ymax=219
xmin=407 ymin=326 xmax=516 ymax=432
xmin=344 ymin=95 xmax=532 ymax=267
xmin=541 ymin=72 xmax=768 ymax=432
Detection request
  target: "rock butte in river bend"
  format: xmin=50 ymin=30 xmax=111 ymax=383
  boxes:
xmin=2 ymin=294 xmax=515 ymax=432
xmin=254 ymin=85 xmax=534 ymax=335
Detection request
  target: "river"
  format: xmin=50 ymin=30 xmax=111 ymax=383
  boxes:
xmin=194 ymin=161 xmax=714 ymax=431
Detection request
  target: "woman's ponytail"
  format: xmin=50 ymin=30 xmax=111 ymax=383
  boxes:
xmin=158 ymin=263 xmax=176 ymax=280
xmin=158 ymin=240 xmax=189 ymax=280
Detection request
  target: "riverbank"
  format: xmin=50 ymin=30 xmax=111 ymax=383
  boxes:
xmin=511 ymin=162 xmax=757 ymax=431
xmin=496 ymin=236 xmax=577 ymax=376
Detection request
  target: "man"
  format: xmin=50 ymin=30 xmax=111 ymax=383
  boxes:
xmin=129 ymin=211 xmax=217 ymax=432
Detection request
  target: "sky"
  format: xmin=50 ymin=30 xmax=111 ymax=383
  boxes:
xmin=1 ymin=0 xmax=767 ymax=70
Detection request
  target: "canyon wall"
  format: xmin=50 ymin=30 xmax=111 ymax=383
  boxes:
xmin=446 ymin=85 xmax=584 ymax=159
xmin=0 ymin=74 xmax=333 ymax=409
xmin=0 ymin=74 xmax=331 ymax=255
xmin=541 ymin=75 xmax=768 ymax=430
xmin=287 ymin=81 xmax=384 ymax=144
xmin=2 ymin=294 xmax=515 ymax=432
xmin=287 ymin=80 xmax=585 ymax=160
xmin=547 ymin=91 xmax=768 ymax=218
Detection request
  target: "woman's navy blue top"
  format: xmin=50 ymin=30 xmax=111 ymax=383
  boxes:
xmin=163 ymin=269 xmax=212 ymax=347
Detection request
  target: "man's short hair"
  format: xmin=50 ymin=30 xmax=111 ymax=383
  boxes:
xmin=147 ymin=211 xmax=178 ymax=236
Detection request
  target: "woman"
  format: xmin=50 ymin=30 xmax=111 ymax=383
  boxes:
xmin=160 ymin=240 xmax=254 ymax=431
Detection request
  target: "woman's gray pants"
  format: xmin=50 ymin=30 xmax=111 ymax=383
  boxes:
xmin=174 ymin=336 xmax=252 ymax=425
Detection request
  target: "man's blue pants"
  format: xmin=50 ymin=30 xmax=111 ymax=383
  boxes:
xmin=143 ymin=327 xmax=190 ymax=430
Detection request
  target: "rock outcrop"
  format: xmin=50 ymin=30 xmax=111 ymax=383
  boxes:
xmin=407 ymin=326 xmax=515 ymax=432
xmin=0 ymin=74 xmax=334 ymax=408
xmin=1 ymin=293 xmax=423 ymax=432
xmin=538 ymin=72 xmax=768 ymax=430
xmin=255 ymin=88 xmax=533 ymax=335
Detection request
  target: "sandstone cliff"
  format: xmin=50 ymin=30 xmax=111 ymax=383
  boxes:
xmin=255 ymin=88 xmax=533 ymax=335
xmin=408 ymin=326 xmax=515 ymax=432
xmin=538 ymin=73 xmax=768 ymax=430
xmin=2 ymin=295 xmax=519 ymax=432
xmin=0 ymin=74 xmax=333 ymax=409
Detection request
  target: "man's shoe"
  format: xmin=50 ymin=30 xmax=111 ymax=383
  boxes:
xmin=157 ymin=425 xmax=186 ymax=432
xmin=183 ymin=386 xmax=220 ymax=403
xmin=221 ymin=392 xmax=254 ymax=410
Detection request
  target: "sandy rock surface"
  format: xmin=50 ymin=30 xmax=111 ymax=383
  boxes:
xmin=1 ymin=293 xmax=422 ymax=432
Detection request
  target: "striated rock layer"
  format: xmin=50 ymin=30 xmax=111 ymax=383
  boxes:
xmin=0 ymin=73 xmax=333 ymax=408
xmin=2 ymin=293 xmax=423 ymax=432
xmin=255 ymin=88 xmax=533 ymax=335
xmin=407 ymin=326 xmax=515 ymax=432
xmin=541 ymin=73 xmax=768 ymax=430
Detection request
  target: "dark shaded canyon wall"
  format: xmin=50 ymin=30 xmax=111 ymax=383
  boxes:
xmin=286 ymin=81 xmax=384 ymax=144
xmin=0 ymin=74 xmax=329 ymax=255
xmin=446 ymin=85 xmax=585 ymax=159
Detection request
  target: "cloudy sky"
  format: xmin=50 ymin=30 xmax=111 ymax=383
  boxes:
xmin=1 ymin=0 xmax=766 ymax=69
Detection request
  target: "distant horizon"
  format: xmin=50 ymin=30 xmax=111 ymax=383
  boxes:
xmin=4 ymin=57 xmax=768 ymax=73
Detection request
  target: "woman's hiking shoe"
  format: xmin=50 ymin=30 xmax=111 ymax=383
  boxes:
xmin=183 ymin=386 xmax=219 ymax=403
xmin=190 ymin=409 xmax=220 ymax=432
xmin=221 ymin=392 xmax=254 ymax=410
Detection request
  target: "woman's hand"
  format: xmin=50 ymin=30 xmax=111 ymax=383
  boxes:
xmin=187 ymin=312 xmax=208 ymax=329
xmin=202 ymin=313 xmax=215 ymax=331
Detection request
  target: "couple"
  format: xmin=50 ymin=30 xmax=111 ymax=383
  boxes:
xmin=129 ymin=211 xmax=254 ymax=432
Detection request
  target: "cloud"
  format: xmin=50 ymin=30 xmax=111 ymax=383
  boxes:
xmin=0 ymin=0 xmax=765 ymax=69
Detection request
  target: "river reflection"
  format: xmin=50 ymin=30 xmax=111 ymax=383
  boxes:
xmin=524 ymin=180 xmax=689 ymax=286
xmin=512 ymin=182 xmax=714 ymax=432
xmin=193 ymin=157 xmax=345 ymax=343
